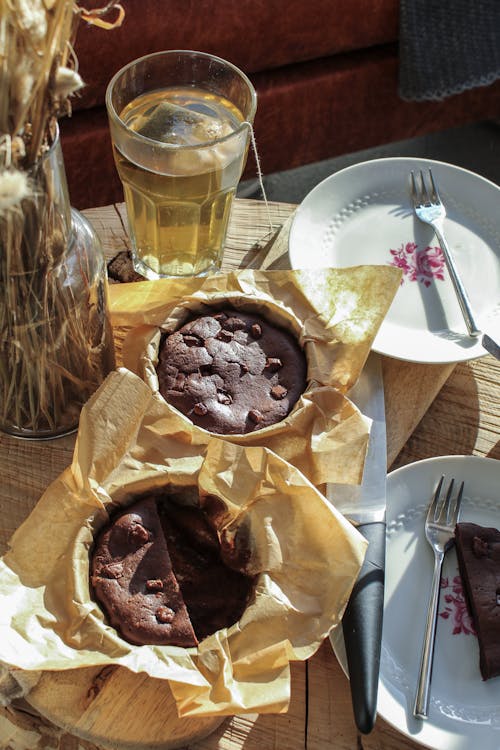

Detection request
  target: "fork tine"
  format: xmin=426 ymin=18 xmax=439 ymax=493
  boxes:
xmin=419 ymin=169 xmax=431 ymax=204
xmin=410 ymin=170 xmax=419 ymax=205
xmin=432 ymin=477 xmax=464 ymax=526
xmin=428 ymin=475 xmax=444 ymax=522
xmin=428 ymin=168 xmax=441 ymax=205
xmin=449 ymin=480 xmax=464 ymax=526
xmin=437 ymin=478 xmax=455 ymax=524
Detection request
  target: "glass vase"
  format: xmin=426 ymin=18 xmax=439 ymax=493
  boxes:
xmin=0 ymin=132 xmax=115 ymax=439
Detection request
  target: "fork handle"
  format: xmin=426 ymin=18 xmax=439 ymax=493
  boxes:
xmin=413 ymin=551 xmax=444 ymax=719
xmin=433 ymin=223 xmax=481 ymax=337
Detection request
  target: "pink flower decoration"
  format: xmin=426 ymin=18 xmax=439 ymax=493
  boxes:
xmin=388 ymin=242 xmax=445 ymax=287
xmin=439 ymin=574 xmax=476 ymax=636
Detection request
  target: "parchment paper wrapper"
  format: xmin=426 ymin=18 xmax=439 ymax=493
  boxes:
xmin=0 ymin=368 xmax=367 ymax=717
xmin=108 ymin=267 xmax=401 ymax=486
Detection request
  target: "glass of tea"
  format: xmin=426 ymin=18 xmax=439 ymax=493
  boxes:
xmin=106 ymin=50 xmax=257 ymax=278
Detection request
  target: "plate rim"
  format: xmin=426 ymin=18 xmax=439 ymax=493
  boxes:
xmin=288 ymin=157 xmax=500 ymax=365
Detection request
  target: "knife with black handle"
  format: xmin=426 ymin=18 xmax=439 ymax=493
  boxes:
xmin=341 ymin=520 xmax=385 ymax=733
xmin=327 ymin=352 xmax=387 ymax=734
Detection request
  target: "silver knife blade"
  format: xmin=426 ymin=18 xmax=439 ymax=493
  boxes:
xmin=327 ymin=351 xmax=387 ymax=734
xmin=482 ymin=332 xmax=500 ymax=361
xmin=327 ymin=351 xmax=387 ymax=523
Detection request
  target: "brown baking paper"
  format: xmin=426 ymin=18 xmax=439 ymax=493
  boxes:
xmin=0 ymin=368 xmax=367 ymax=717
xmin=108 ymin=267 xmax=401 ymax=486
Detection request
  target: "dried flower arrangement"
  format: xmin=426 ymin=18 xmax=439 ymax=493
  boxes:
xmin=0 ymin=0 xmax=123 ymax=437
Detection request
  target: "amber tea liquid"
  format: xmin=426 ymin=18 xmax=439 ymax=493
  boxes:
xmin=114 ymin=86 xmax=248 ymax=278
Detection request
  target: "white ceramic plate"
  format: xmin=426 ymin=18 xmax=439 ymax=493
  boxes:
xmin=288 ymin=158 xmax=500 ymax=363
xmin=330 ymin=455 xmax=500 ymax=750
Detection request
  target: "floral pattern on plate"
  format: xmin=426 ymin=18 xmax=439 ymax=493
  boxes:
xmin=439 ymin=574 xmax=476 ymax=636
xmin=388 ymin=241 xmax=446 ymax=287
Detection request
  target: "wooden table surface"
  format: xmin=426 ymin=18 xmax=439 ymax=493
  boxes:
xmin=1 ymin=198 xmax=499 ymax=750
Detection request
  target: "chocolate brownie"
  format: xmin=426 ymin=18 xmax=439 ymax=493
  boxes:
xmin=159 ymin=500 xmax=254 ymax=640
xmin=91 ymin=497 xmax=197 ymax=647
xmin=455 ymin=522 xmax=500 ymax=680
xmin=107 ymin=250 xmax=145 ymax=283
xmin=156 ymin=308 xmax=307 ymax=434
xmin=91 ymin=494 xmax=255 ymax=647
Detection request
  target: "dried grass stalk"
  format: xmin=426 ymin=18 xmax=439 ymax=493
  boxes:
xmin=0 ymin=0 xmax=121 ymax=436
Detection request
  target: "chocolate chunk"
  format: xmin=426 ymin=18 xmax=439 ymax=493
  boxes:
xmin=146 ymin=579 xmax=164 ymax=591
xmin=224 ymin=316 xmax=246 ymax=332
xmin=102 ymin=562 xmax=123 ymax=579
xmin=173 ymin=373 xmax=185 ymax=391
xmin=473 ymin=536 xmax=490 ymax=558
xmin=265 ymin=357 xmax=282 ymax=371
xmin=128 ymin=523 xmax=150 ymax=547
xmin=250 ymin=323 xmax=262 ymax=338
xmin=217 ymin=329 xmax=234 ymax=342
xmin=199 ymin=364 xmax=213 ymax=376
xmin=248 ymin=409 xmax=262 ymax=424
xmin=217 ymin=391 xmax=232 ymax=405
xmin=240 ymin=363 xmax=249 ymax=375
xmin=183 ymin=334 xmax=201 ymax=347
xmin=271 ymin=384 xmax=288 ymax=399
xmin=156 ymin=606 xmax=175 ymax=624
xmin=194 ymin=402 xmax=208 ymax=416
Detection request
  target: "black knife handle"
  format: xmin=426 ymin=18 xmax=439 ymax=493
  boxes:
xmin=342 ymin=520 xmax=385 ymax=735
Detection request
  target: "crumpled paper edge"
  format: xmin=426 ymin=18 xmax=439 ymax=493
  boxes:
xmin=0 ymin=664 xmax=41 ymax=707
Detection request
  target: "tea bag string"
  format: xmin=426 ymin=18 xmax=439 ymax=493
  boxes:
xmin=244 ymin=122 xmax=274 ymax=236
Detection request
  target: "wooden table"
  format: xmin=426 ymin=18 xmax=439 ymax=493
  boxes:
xmin=1 ymin=198 xmax=499 ymax=750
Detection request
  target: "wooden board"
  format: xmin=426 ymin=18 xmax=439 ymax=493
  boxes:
xmin=1 ymin=198 xmax=498 ymax=750
xmin=27 ymin=668 xmax=225 ymax=750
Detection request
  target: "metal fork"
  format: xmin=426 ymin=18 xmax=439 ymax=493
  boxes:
xmin=413 ymin=475 xmax=464 ymax=720
xmin=411 ymin=169 xmax=481 ymax=337
xmin=411 ymin=169 xmax=500 ymax=360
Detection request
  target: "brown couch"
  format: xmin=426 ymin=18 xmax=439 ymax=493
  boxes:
xmin=61 ymin=0 xmax=500 ymax=210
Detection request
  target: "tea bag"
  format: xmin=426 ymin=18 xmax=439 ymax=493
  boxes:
xmin=134 ymin=102 xmax=232 ymax=146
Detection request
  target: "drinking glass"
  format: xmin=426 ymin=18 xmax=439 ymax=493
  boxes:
xmin=106 ymin=50 xmax=257 ymax=278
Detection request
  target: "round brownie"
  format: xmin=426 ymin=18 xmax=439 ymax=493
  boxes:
xmin=156 ymin=308 xmax=307 ymax=434
xmin=91 ymin=494 xmax=255 ymax=647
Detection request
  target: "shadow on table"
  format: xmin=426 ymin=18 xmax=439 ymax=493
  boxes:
xmin=486 ymin=440 xmax=500 ymax=460
xmin=393 ymin=360 xmax=480 ymax=467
